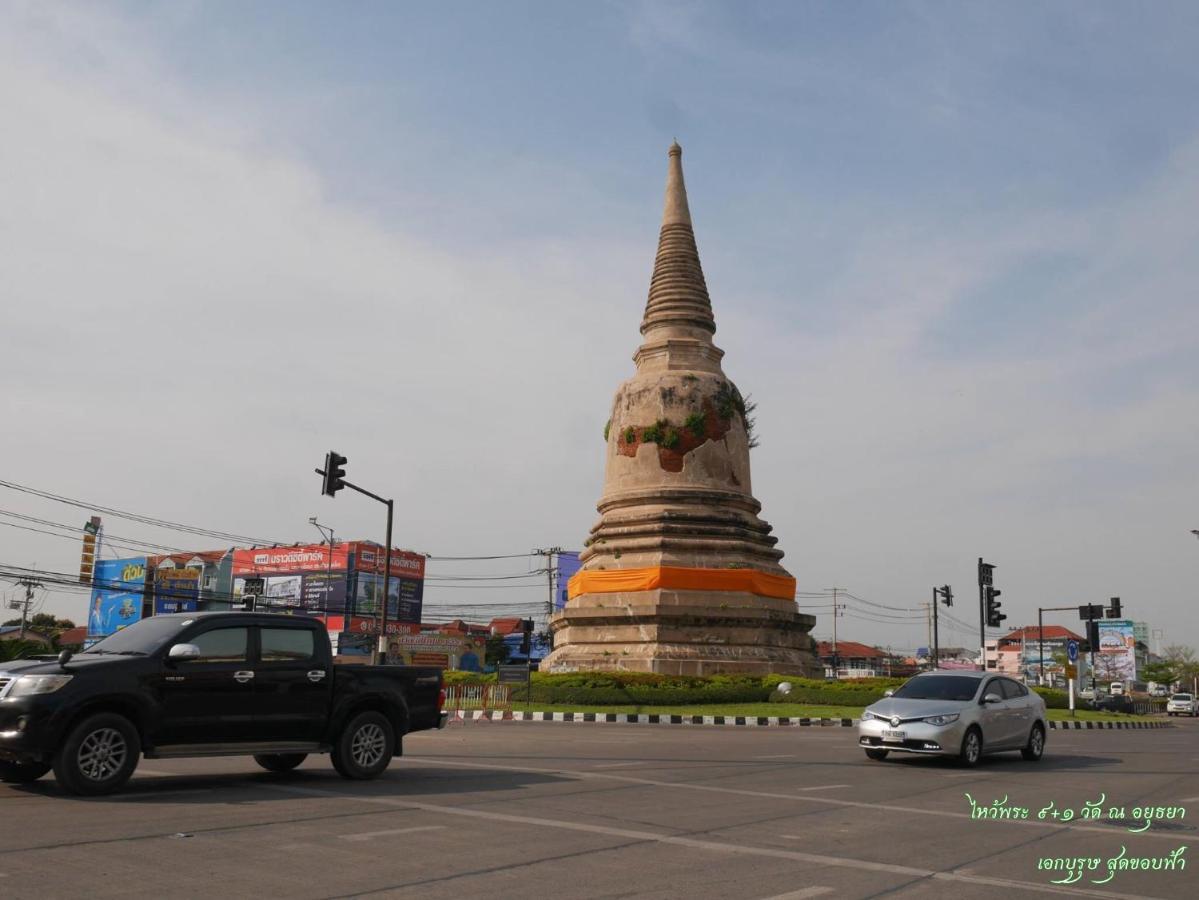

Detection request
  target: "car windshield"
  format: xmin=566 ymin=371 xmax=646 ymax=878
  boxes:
xmin=891 ymin=675 xmax=980 ymax=701
xmin=81 ymin=617 xmax=191 ymax=655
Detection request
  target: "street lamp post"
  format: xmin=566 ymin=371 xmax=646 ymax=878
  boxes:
xmin=309 ymin=517 xmax=335 ymax=621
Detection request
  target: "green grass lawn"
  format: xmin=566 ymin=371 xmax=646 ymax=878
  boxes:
xmin=496 ymin=701 xmax=1146 ymax=723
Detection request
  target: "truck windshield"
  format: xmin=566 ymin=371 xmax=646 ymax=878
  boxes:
xmin=82 ymin=617 xmax=192 ymax=655
xmin=892 ymin=675 xmax=980 ymax=701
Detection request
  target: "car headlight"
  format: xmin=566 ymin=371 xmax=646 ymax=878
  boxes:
xmin=922 ymin=713 xmax=960 ymax=726
xmin=9 ymin=675 xmax=73 ymax=697
xmin=861 ymin=710 xmax=878 ymax=721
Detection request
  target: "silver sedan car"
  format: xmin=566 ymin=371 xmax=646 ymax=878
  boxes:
xmin=858 ymin=671 xmax=1048 ymax=766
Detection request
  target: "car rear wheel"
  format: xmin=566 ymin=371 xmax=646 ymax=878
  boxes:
xmin=1021 ymin=723 xmax=1045 ymax=761
xmin=52 ymin=712 xmax=141 ymax=796
xmin=958 ymin=727 xmax=982 ymax=767
xmin=253 ymin=753 xmax=307 ymax=773
xmin=331 ymin=711 xmax=394 ymax=780
xmin=864 ymin=748 xmax=889 ymax=761
xmin=0 ymin=759 xmax=52 ymax=784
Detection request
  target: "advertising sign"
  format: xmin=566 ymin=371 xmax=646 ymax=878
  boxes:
xmin=153 ymin=566 xmax=201 ymax=615
xmin=232 ymin=544 xmax=350 ymax=613
xmin=88 ymin=558 xmax=147 ymax=639
xmin=553 ymin=551 xmax=582 ymax=610
xmin=1095 ymin=619 xmax=1137 ymax=682
xmin=322 ymin=616 xmax=420 ymax=659
xmin=383 ymin=632 xmax=486 ymax=670
xmin=349 ymin=542 xmax=425 ymax=623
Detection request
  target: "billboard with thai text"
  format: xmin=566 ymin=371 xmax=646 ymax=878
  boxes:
xmin=232 ymin=544 xmax=350 ymax=613
xmin=88 ymin=558 xmax=147 ymax=639
xmin=1095 ymin=619 xmax=1137 ymax=682
xmin=153 ymin=565 xmax=201 ymax=615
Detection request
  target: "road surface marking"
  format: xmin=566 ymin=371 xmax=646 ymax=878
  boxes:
xmin=262 ymin=783 xmax=1162 ymax=900
xmin=407 ymin=756 xmax=1194 ymax=843
xmin=340 ymin=826 xmax=446 ymax=842
xmin=1180 ymin=796 xmax=1199 ymax=803
xmin=754 ymin=754 xmax=797 ymax=759
xmin=759 ymin=888 xmax=833 ymax=900
xmin=135 ymin=768 xmax=178 ymax=777
xmin=593 ymin=762 xmax=646 ymax=769
xmin=796 ymin=784 xmax=849 ymax=792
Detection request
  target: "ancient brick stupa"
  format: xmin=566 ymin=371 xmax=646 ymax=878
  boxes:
xmin=543 ymin=143 xmax=819 ymax=676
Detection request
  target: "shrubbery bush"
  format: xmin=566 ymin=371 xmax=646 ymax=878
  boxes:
xmin=1032 ymin=687 xmax=1069 ymax=709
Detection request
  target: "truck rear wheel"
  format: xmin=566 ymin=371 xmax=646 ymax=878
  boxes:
xmin=254 ymin=753 xmax=307 ymax=773
xmin=331 ymin=711 xmax=394 ymax=780
xmin=52 ymin=712 xmax=141 ymax=796
xmin=0 ymin=759 xmax=52 ymax=784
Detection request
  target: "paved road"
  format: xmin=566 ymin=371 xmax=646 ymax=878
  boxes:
xmin=1 ymin=718 xmax=1196 ymax=899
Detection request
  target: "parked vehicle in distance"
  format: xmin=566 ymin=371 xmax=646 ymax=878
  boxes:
xmin=1090 ymin=694 xmax=1134 ymax=714
xmin=1078 ymin=686 xmax=1107 ymax=701
xmin=1166 ymin=693 xmax=1197 ymax=717
xmin=858 ymin=671 xmax=1047 ymax=767
xmin=1109 ymin=682 xmax=1125 ymax=696
xmin=0 ymin=612 xmax=447 ymax=795
xmin=1149 ymin=685 xmax=1168 ymax=698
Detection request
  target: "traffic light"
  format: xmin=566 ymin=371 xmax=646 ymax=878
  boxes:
xmin=519 ymin=619 xmax=534 ymax=655
xmin=1086 ymin=619 xmax=1099 ymax=651
xmin=985 ymin=586 xmax=1006 ymax=628
xmin=322 ymin=451 xmax=348 ymax=496
xmin=940 ymin=584 xmax=953 ymax=607
xmin=1106 ymin=597 xmax=1122 ymax=619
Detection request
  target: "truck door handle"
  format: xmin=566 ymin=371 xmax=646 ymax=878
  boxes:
xmin=307 ymin=670 xmax=326 ymax=682
xmin=233 ymin=671 xmax=255 ymax=683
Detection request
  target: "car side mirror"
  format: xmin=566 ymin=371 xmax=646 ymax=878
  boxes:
xmin=883 ymin=689 xmax=894 ymax=697
xmin=982 ymin=693 xmax=1002 ymax=705
xmin=168 ymin=643 xmax=201 ymax=662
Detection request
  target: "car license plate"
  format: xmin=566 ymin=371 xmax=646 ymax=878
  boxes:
xmin=882 ymin=729 xmax=905 ymax=742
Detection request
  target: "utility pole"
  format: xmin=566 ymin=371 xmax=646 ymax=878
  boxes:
xmin=932 ymin=587 xmax=939 ymax=671
xmin=16 ymin=577 xmax=42 ymax=640
xmin=533 ymin=547 xmax=562 ymax=628
xmin=828 ymin=587 xmax=845 ymax=678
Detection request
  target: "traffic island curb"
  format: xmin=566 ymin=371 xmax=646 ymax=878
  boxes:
xmin=444 ymin=710 xmax=1173 ymax=729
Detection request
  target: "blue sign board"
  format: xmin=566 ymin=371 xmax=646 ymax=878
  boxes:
xmin=89 ymin=558 xmax=147 ymax=639
xmin=1067 ymin=639 xmax=1079 ymax=663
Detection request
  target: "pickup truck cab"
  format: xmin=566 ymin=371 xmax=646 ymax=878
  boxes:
xmin=0 ymin=612 xmax=446 ymax=795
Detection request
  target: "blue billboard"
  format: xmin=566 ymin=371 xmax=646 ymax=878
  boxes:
xmin=553 ymin=551 xmax=582 ymax=610
xmin=89 ymin=558 xmax=147 ymax=639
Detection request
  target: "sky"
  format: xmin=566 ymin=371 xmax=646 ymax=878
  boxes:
xmin=2 ymin=1 xmax=1197 ymax=656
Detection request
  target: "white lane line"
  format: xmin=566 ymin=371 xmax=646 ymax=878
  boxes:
xmin=1179 ymin=796 xmax=1199 ymax=803
xmin=942 ymin=772 xmax=987 ymax=778
xmin=109 ymin=789 xmax=211 ymax=801
xmin=593 ymin=762 xmax=646 ymax=769
xmin=407 ymin=756 xmax=1195 ymax=844
xmin=262 ymin=783 xmax=1160 ymax=900
xmin=754 ymin=755 xmax=797 ymax=759
xmin=340 ymin=826 xmax=446 ymax=842
xmin=759 ymin=888 xmax=833 ymax=900
xmin=135 ymin=768 xmax=178 ymax=777
xmin=796 ymin=784 xmax=849 ymax=792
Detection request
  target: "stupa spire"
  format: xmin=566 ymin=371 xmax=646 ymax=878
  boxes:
xmin=640 ymin=142 xmax=717 ymax=345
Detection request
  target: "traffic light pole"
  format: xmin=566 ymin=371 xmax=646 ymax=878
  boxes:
xmin=315 ymin=466 xmax=394 ymax=664
xmin=932 ymin=586 xmax=939 ymax=671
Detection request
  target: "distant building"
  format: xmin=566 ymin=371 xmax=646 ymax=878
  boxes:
xmin=817 ymin=641 xmax=886 ymax=678
xmin=985 ymin=625 xmax=1084 ymax=685
xmin=0 ymin=626 xmax=52 ymax=647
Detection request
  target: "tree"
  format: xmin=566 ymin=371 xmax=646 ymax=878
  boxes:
xmin=1142 ymin=660 xmax=1179 ymax=687
xmin=1163 ymin=645 xmax=1199 ymax=693
xmin=2 ymin=614 xmax=76 ymax=644
xmin=0 ymin=640 xmax=50 ymax=663
xmin=484 ymin=633 xmax=511 ymax=668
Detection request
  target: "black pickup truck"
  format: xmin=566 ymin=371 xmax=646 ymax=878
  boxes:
xmin=0 ymin=612 xmax=446 ymax=795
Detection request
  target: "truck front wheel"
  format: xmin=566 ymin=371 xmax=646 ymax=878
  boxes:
xmin=331 ymin=711 xmax=394 ymax=780
xmin=52 ymin=712 xmax=141 ymax=796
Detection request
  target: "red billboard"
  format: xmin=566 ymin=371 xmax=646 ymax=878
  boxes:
xmin=348 ymin=542 xmax=425 ymax=579
xmin=232 ymin=543 xmax=349 ymax=576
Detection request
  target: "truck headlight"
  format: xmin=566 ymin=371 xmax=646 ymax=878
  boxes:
xmin=922 ymin=713 xmax=959 ymax=726
xmin=9 ymin=675 xmax=73 ymax=697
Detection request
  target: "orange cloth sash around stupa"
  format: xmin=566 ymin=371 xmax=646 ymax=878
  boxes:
xmin=567 ymin=566 xmax=796 ymax=601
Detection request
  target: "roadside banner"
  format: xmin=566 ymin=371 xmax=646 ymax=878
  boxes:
xmin=88 ymin=558 xmax=147 ymax=639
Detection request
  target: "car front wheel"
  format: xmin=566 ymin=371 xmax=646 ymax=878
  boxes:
xmin=1021 ymin=723 xmax=1045 ymax=761
xmin=864 ymin=748 xmax=889 ymax=761
xmin=958 ymin=728 xmax=982 ymax=767
xmin=331 ymin=711 xmax=395 ymax=780
xmin=0 ymin=759 xmax=52 ymax=784
xmin=52 ymin=712 xmax=141 ymax=796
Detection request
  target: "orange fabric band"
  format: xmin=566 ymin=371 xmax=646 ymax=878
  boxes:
xmin=567 ymin=566 xmax=796 ymax=601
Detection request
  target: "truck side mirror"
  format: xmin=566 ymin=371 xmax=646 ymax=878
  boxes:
xmin=168 ymin=643 xmax=201 ymax=662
